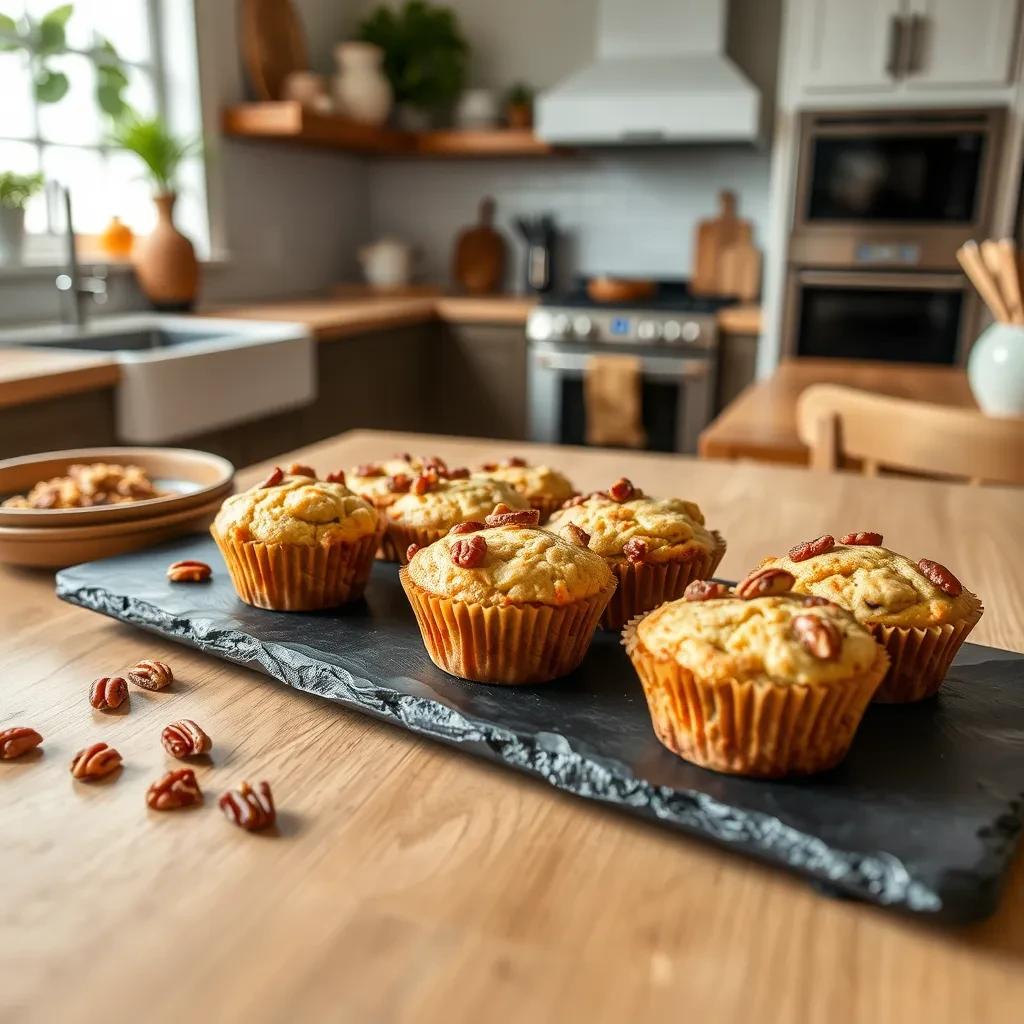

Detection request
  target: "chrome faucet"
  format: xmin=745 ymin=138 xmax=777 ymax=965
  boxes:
xmin=52 ymin=183 xmax=108 ymax=328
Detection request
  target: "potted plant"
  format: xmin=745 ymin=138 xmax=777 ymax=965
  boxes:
xmin=358 ymin=1 xmax=468 ymax=130
xmin=505 ymin=82 xmax=534 ymax=130
xmin=0 ymin=172 xmax=44 ymax=265
xmin=108 ymin=112 xmax=200 ymax=310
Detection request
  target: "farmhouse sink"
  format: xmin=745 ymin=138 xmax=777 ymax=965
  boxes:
xmin=0 ymin=314 xmax=315 ymax=444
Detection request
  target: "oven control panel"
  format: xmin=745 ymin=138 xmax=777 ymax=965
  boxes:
xmin=527 ymin=308 xmax=715 ymax=349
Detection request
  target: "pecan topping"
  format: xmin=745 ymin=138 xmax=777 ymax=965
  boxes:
xmin=166 ymin=560 xmax=212 ymax=583
xmin=89 ymin=675 xmax=128 ymax=711
xmin=388 ymin=473 xmax=412 ymax=493
xmin=445 ymin=466 xmax=470 ymax=480
xmin=683 ymin=580 xmax=731 ymax=602
xmin=162 ymin=720 xmax=212 ymax=759
xmin=258 ymin=466 xmax=284 ymax=489
xmin=791 ymin=614 xmax=842 ymax=660
xmin=840 ymin=531 xmax=883 ymax=546
xmin=788 ymin=535 xmax=835 ymax=562
xmin=449 ymin=520 xmax=485 ymax=535
xmin=355 ymin=463 xmax=384 ymax=478
xmin=127 ymin=658 xmax=173 ymax=692
xmin=146 ymin=768 xmax=202 ymax=810
xmin=608 ymin=477 xmax=635 ymax=503
xmin=287 ymin=462 xmax=316 ymax=479
xmin=325 ymin=470 xmax=346 ymax=485
xmin=561 ymin=494 xmax=586 ymax=509
xmin=0 ymin=727 xmax=42 ymax=759
xmin=566 ymin=523 xmax=590 ymax=548
xmin=484 ymin=504 xmax=540 ymax=528
xmin=623 ymin=537 xmax=649 ymax=564
xmin=506 ymin=456 xmax=527 ymax=468
xmin=802 ymin=595 xmax=836 ymax=608
xmin=219 ymin=780 xmax=276 ymax=832
xmin=735 ymin=567 xmax=796 ymax=600
xmin=422 ymin=456 xmax=448 ymax=473
xmin=405 ymin=543 xmax=420 ymax=562
xmin=411 ymin=472 xmax=438 ymax=496
xmin=451 ymin=535 xmax=487 ymax=568
xmin=70 ymin=742 xmax=122 ymax=780
xmin=917 ymin=558 xmax=963 ymax=597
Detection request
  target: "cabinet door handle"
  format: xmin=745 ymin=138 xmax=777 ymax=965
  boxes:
xmin=885 ymin=14 xmax=905 ymax=78
xmin=906 ymin=13 xmax=927 ymax=75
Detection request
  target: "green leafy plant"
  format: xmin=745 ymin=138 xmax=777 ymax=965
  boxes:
xmin=108 ymin=113 xmax=199 ymax=195
xmin=0 ymin=3 xmax=129 ymax=116
xmin=506 ymin=82 xmax=533 ymax=107
xmin=358 ymin=1 xmax=468 ymax=113
xmin=0 ymin=171 xmax=44 ymax=210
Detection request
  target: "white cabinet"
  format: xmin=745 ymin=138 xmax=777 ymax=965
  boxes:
xmin=803 ymin=0 xmax=904 ymax=92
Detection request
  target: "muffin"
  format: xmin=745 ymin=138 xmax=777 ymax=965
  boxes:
xmin=211 ymin=464 xmax=383 ymax=611
xmin=623 ymin=569 xmax=890 ymax=777
xmin=385 ymin=474 xmax=530 ymax=564
xmin=758 ymin=532 xmax=983 ymax=703
xmin=547 ymin=478 xmax=726 ymax=630
xmin=474 ymin=456 xmax=577 ymax=522
xmin=400 ymin=505 xmax=615 ymax=684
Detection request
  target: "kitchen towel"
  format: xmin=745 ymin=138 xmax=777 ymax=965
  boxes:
xmin=584 ymin=354 xmax=647 ymax=449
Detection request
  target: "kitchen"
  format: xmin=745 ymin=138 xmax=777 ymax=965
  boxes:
xmin=2 ymin=1 xmax=1024 ymax=1022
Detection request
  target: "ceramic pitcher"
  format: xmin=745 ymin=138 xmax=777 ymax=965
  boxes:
xmin=333 ymin=42 xmax=392 ymax=126
xmin=967 ymin=322 xmax=1024 ymax=417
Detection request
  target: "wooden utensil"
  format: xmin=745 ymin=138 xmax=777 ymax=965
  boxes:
xmin=239 ymin=0 xmax=308 ymax=101
xmin=586 ymin=277 xmax=656 ymax=304
xmin=691 ymin=190 xmax=753 ymax=296
xmin=717 ymin=238 xmax=762 ymax=302
xmin=957 ymin=240 xmax=1011 ymax=323
xmin=452 ymin=197 xmax=506 ymax=295
xmin=992 ymin=238 xmax=1024 ymax=324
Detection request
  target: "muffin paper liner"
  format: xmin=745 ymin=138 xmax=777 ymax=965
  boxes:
xmin=622 ymin=618 xmax=890 ymax=777
xmin=869 ymin=593 xmax=984 ymax=703
xmin=600 ymin=530 xmax=727 ymax=631
xmin=400 ymin=570 xmax=616 ymax=685
xmin=213 ymin=526 xmax=383 ymax=611
xmin=530 ymin=494 xmax=567 ymax=524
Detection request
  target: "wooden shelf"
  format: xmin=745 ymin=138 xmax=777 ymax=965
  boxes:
xmin=221 ymin=102 xmax=562 ymax=158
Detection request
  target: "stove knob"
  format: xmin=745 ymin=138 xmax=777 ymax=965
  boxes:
xmin=572 ymin=315 xmax=594 ymax=339
xmin=552 ymin=314 xmax=571 ymax=339
xmin=527 ymin=311 xmax=553 ymax=341
xmin=637 ymin=320 xmax=662 ymax=341
xmin=662 ymin=320 xmax=682 ymax=343
xmin=681 ymin=320 xmax=701 ymax=343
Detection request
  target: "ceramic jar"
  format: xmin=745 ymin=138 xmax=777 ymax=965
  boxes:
xmin=968 ymin=322 xmax=1024 ymax=416
xmin=358 ymin=239 xmax=415 ymax=289
xmin=454 ymin=89 xmax=499 ymax=130
xmin=133 ymin=193 xmax=199 ymax=311
xmin=333 ymin=42 xmax=392 ymax=126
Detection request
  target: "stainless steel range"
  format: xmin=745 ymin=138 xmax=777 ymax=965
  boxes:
xmin=526 ymin=280 xmax=734 ymax=453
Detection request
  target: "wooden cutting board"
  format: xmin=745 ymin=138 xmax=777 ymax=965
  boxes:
xmin=691 ymin=190 xmax=755 ymax=297
xmin=452 ymin=197 xmax=506 ymax=295
xmin=718 ymin=238 xmax=762 ymax=302
xmin=239 ymin=0 xmax=308 ymax=101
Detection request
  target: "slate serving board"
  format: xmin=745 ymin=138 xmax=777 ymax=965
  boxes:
xmin=56 ymin=535 xmax=1024 ymax=923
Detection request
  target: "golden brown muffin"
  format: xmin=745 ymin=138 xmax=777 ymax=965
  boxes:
xmin=758 ymin=532 xmax=983 ymax=703
xmin=623 ymin=571 xmax=889 ymax=777
xmin=400 ymin=505 xmax=615 ymax=684
xmin=211 ymin=465 xmax=383 ymax=611
xmin=474 ymin=456 xmax=577 ymax=521
xmin=547 ymin=477 xmax=726 ymax=630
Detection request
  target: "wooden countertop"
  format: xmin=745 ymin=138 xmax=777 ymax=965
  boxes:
xmin=700 ymin=357 xmax=977 ymax=464
xmin=5 ymin=429 xmax=1024 ymax=1023
xmin=0 ymin=347 xmax=120 ymax=409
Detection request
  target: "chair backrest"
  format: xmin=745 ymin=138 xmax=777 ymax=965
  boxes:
xmin=796 ymin=384 xmax=1024 ymax=485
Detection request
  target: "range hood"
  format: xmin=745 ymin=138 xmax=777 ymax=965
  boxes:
xmin=536 ymin=0 xmax=760 ymax=145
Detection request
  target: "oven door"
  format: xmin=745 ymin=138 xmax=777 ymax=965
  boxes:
xmin=783 ymin=269 xmax=979 ymax=364
xmin=527 ymin=344 xmax=712 ymax=453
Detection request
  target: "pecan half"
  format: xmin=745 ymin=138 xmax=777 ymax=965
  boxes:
xmin=791 ymin=614 xmax=841 ymax=660
xmin=917 ymin=558 xmax=963 ymax=597
xmin=451 ymin=535 xmax=487 ymax=568
xmin=258 ymin=466 xmax=284 ymax=489
xmin=623 ymin=537 xmax=649 ymax=564
xmin=405 ymin=543 xmax=420 ymax=562
xmin=735 ymin=567 xmax=796 ymax=600
xmin=219 ymin=780 xmax=276 ymax=832
xmin=70 ymin=742 xmax=122 ymax=780
xmin=505 ymin=456 xmax=527 ymax=468
xmin=561 ymin=494 xmax=586 ymax=509
xmin=166 ymin=560 xmax=212 ymax=583
xmin=683 ymin=580 xmax=731 ymax=602
xmin=788 ymin=535 xmax=835 ymax=562
xmin=325 ymin=470 xmax=346 ymax=485
xmin=287 ymin=462 xmax=316 ymax=479
xmin=0 ymin=727 xmax=42 ymax=760
xmin=444 ymin=466 xmax=470 ymax=480
xmin=355 ymin=463 xmax=384 ymax=478
xmin=449 ymin=520 xmax=485 ymax=535
xmin=146 ymin=768 xmax=202 ymax=810
xmin=388 ymin=473 xmax=412 ymax=493
xmin=127 ymin=658 xmax=173 ymax=692
xmin=484 ymin=504 xmax=540 ymax=528
xmin=840 ymin=531 xmax=883 ymax=546
xmin=411 ymin=472 xmax=438 ymax=496
xmin=162 ymin=720 xmax=212 ymax=759
xmin=802 ymin=595 xmax=836 ymax=608
xmin=89 ymin=676 xmax=128 ymax=711
xmin=566 ymin=523 xmax=591 ymax=548
xmin=608 ymin=477 xmax=635 ymax=503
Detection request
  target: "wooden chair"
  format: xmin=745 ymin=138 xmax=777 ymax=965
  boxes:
xmin=796 ymin=384 xmax=1024 ymax=485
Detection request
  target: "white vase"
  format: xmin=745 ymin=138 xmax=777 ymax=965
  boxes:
xmin=967 ymin=322 xmax=1024 ymax=417
xmin=333 ymin=42 xmax=392 ymax=126
xmin=0 ymin=206 xmax=26 ymax=265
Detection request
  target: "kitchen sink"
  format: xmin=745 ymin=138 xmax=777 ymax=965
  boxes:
xmin=0 ymin=314 xmax=316 ymax=444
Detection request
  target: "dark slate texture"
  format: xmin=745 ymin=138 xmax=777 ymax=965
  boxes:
xmin=56 ymin=535 xmax=1024 ymax=923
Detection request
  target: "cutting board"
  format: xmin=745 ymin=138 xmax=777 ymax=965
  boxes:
xmin=692 ymin=190 xmax=756 ymax=297
xmin=239 ymin=0 xmax=308 ymax=101
xmin=452 ymin=197 xmax=506 ymax=295
xmin=718 ymin=238 xmax=762 ymax=302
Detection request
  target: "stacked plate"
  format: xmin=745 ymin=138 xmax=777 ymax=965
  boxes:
xmin=0 ymin=448 xmax=235 ymax=568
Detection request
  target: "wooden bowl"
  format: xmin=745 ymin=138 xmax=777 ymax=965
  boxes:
xmin=0 ymin=447 xmax=234 ymax=528
xmin=586 ymin=277 xmax=657 ymax=304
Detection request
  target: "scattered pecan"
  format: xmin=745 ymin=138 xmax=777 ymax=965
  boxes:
xmin=683 ymin=580 xmax=731 ymax=601
xmin=127 ymin=658 xmax=173 ymax=691
xmin=449 ymin=520 xmax=485 ymax=535
xmin=355 ymin=463 xmax=384 ymax=478
xmin=405 ymin=543 xmax=420 ymax=561
xmin=788 ymin=535 xmax=835 ymax=562
xmin=451 ymin=535 xmax=488 ymax=568
xmin=561 ymin=494 xmax=586 ymax=509
xmin=566 ymin=523 xmax=591 ymax=548
xmin=322 ymin=470 xmax=344 ymax=485
xmin=735 ymin=567 xmax=796 ymax=600
xmin=258 ymin=466 xmax=284 ymax=489
xmin=70 ymin=742 xmax=122 ymax=780
xmin=802 ymin=595 xmax=836 ymax=608
xmin=623 ymin=537 xmax=649 ymax=564
xmin=840 ymin=531 xmax=883 ymax=546
xmin=0 ymin=727 xmax=42 ymax=760
xmin=287 ymin=462 xmax=316 ymax=479
xmin=89 ymin=676 xmax=128 ymax=711
xmin=388 ymin=473 xmax=412 ymax=493
xmin=484 ymin=504 xmax=540 ymax=528
xmin=219 ymin=780 xmax=276 ymax=832
xmin=791 ymin=614 xmax=841 ymax=661
xmin=162 ymin=720 xmax=212 ymax=759
xmin=917 ymin=558 xmax=963 ymax=597
xmin=166 ymin=560 xmax=212 ymax=583
xmin=411 ymin=472 xmax=438 ymax=496
xmin=422 ymin=456 xmax=448 ymax=473
xmin=146 ymin=768 xmax=202 ymax=810
xmin=506 ymin=456 xmax=527 ymax=468
xmin=445 ymin=466 xmax=470 ymax=480
xmin=608 ymin=477 xmax=635 ymax=503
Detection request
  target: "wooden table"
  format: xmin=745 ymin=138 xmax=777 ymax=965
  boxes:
xmin=700 ymin=357 xmax=977 ymax=464
xmin=4 ymin=430 xmax=1024 ymax=1024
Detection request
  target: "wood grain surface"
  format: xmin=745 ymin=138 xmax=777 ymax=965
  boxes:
xmin=0 ymin=348 xmax=119 ymax=409
xmin=4 ymin=430 xmax=1024 ymax=1024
